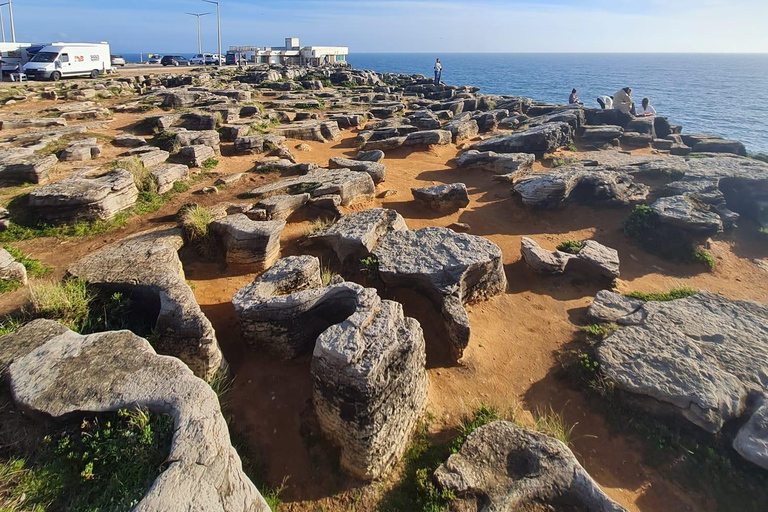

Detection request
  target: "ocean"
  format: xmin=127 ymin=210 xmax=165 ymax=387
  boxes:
xmin=118 ymin=52 xmax=768 ymax=153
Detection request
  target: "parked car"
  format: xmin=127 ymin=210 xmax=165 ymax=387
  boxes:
xmin=147 ymin=55 xmax=161 ymax=65
xmin=110 ymin=55 xmax=126 ymax=67
xmin=204 ymin=54 xmax=221 ymax=65
xmin=189 ymin=53 xmax=208 ymax=65
xmin=161 ymin=55 xmax=190 ymax=67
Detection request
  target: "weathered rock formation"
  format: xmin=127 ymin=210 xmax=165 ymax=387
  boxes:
xmin=209 ymin=214 xmax=285 ymax=269
xmin=411 ymin=183 xmax=470 ymax=212
xmin=435 ymin=421 xmax=627 ymax=512
xmin=152 ymin=163 xmax=190 ymax=194
xmin=68 ymin=229 xmax=226 ymax=381
xmin=520 ymin=237 xmax=620 ymax=279
xmin=328 ymin=157 xmax=386 ymax=183
xmin=2 ymin=320 xmax=269 ymax=512
xmin=28 ymin=168 xmax=139 ymax=223
xmin=589 ymin=291 xmax=768 ymax=470
xmin=0 ymin=248 xmax=26 ymax=285
xmin=471 ymin=123 xmax=574 ymax=155
xmin=456 ymin=150 xmax=535 ymax=179
xmin=249 ymin=168 xmax=375 ymax=207
xmin=273 ymin=120 xmax=342 ymax=143
xmin=0 ymin=148 xmax=57 ymax=184
xmin=373 ymin=227 xmax=506 ymax=359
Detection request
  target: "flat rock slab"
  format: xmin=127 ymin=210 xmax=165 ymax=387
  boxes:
xmin=329 ymin=157 xmax=386 ymax=183
xmin=456 ymin=150 xmax=535 ymax=177
xmin=253 ymin=193 xmax=309 ymax=221
xmin=520 ymin=237 xmax=620 ymax=278
xmin=152 ymin=163 xmax=190 ymax=194
xmin=249 ymin=168 xmax=375 ymax=207
xmin=3 ymin=319 xmax=269 ymax=512
xmin=435 ymin=421 xmax=627 ymax=512
xmin=28 ymin=168 xmax=138 ymax=223
xmin=210 ymin=214 xmax=285 ymax=269
xmin=113 ymin=134 xmax=147 ymax=147
xmin=180 ymin=145 xmax=216 ymax=168
xmin=471 ymin=122 xmax=574 ymax=155
xmin=273 ymin=120 xmax=342 ymax=143
xmin=68 ymin=229 xmax=226 ymax=381
xmin=411 ymin=183 xmax=470 ymax=212
xmin=651 ymin=195 xmax=723 ymax=236
xmin=513 ymin=166 xmax=649 ymax=209
xmin=0 ymin=148 xmax=57 ymax=184
xmin=310 ymin=208 xmax=408 ymax=263
xmin=590 ymin=291 xmax=768 ymax=469
xmin=373 ymin=227 xmax=506 ymax=359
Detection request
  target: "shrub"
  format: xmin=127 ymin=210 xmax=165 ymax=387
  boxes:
xmin=201 ymin=158 xmax=219 ymax=171
xmin=623 ymin=205 xmax=704 ymax=263
xmin=565 ymin=143 xmax=578 ymax=152
xmin=118 ymin=156 xmax=156 ymax=194
xmin=0 ymin=316 xmax=21 ymax=336
xmin=694 ymin=248 xmax=715 ymax=269
xmin=302 ymin=217 xmax=334 ymax=236
xmin=180 ymin=205 xmax=213 ymax=242
xmin=557 ymin=240 xmax=583 ymax=254
xmin=320 ymin=263 xmax=336 ymax=287
xmin=29 ymin=278 xmax=92 ymax=331
xmin=359 ymin=256 xmax=379 ymax=273
xmin=172 ymin=181 xmax=190 ymax=193
xmin=551 ymin=157 xmax=576 ymax=168
xmin=624 ymin=287 xmax=697 ymax=302
xmin=623 ymin=204 xmax=660 ymax=240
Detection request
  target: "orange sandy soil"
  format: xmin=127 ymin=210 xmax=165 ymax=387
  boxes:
xmin=1 ymin=87 xmax=766 ymax=512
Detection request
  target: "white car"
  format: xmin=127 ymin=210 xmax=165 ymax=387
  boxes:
xmin=147 ymin=55 xmax=161 ymax=65
xmin=190 ymin=53 xmax=213 ymax=65
xmin=204 ymin=54 xmax=221 ymax=65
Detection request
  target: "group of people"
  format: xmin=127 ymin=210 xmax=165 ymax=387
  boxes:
xmin=570 ymin=87 xmax=657 ymax=117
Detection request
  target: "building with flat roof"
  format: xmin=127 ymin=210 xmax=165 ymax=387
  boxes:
xmin=228 ymin=37 xmax=348 ymax=66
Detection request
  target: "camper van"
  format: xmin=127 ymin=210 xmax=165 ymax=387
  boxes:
xmin=23 ymin=42 xmax=112 ymax=81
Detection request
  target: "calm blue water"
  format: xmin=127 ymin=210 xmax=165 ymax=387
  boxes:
xmin=117 ymin=52 xmax=768 ymax=153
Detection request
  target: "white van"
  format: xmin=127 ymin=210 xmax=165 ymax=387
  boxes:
xmin=23 ymin=42 xmax=112 ymax=81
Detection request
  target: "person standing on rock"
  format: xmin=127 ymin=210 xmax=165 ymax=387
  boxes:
xmin=613 ymin=87 xmax=634 ymax=115
xmin=434 ymin=58 xmax=442 ymax=86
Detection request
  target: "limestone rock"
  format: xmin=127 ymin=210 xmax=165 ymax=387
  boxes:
xmin=403 ymin=129 xmax=452 ymax=146
xmin=28 ymin=168 xmax=138 ymax=223
xmin=58 ymin=138 xmax=101 ymax=162
xmin=152 ymin=163 xmax=190 ymax=194
xmin=328 ymin=157 xmax=386 ymax=183
xmin=180 ymin=145 xmax=215 ymax=168
xmin=692 ymin=138 xmax=747 ymax=156
xmin=209 ymin=214 xmax=285 ymax=269
xmin=471 ymin=122 xmax=574 ymax=155
xmin=0 ymin=148 xmax=57 ymax=184
xmin=175 ymin=130 xmax=221 ymax=155
xmin=411 ymin=183 xmax=470 ymax=212
xmin=435 ymin=421 xmax=627 ymax=512
xmin=253 ymin=193 xmax=309 ymax=220
xmin=68 ymin=229 xmax=226 ymax=381
xmin=129 ymin=148 xmax=169 ymax=168
xmin=456 ymin=150 xmax=535 ymax=177
xmin=113 ymin=134 xmax=148 ymax=147
xmin=520 ymin=237 xmax=571 ymax=274
xmin=312 ymin=284 xmax=428 ymax=480
xmin=234 ymin=135 xmax=264 ymax=154
xmin=249 ymin=168 xmax=375 ymax=207
xmin=591 ymin=291 xmax=768 ymax=469
xmin=273 ymin=120 xmax=342 ymax=143
xmin=0 ymin=248 xmax=26 ymax=285
xmin=310 ymin=208 xmax=408 ymax=263
xmin=3 ymin=320 xmax=269 ymax=512
xmin=650 ymin=195 xmax=723 ymax=236
xmin=521 ymin=237 xmax=620 ymax=279
xmin=356 ymin=149 xmax=385 ymax=163
xmin=373 ymin=227 xmax=506 ymax=359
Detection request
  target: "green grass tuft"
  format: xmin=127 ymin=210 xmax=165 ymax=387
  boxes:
xmin=582 ymin=323 xmax=618 ymax=338
xmin=450 ymin=403 xmax=499 ymax=454
xmin=0 ymin=279 xmax=22 ymax=294
xmin=557 ymin=240 xmax=583 ymax=254
xmin=694 ymin=248 xmax=715 ymax=269
xmin=28 ymin=278 xmax=92 ymax=331
xmin=624 ymin=287 xmax=697 ymax=302
xmin=201 ymin=158 xmax=219 ymax=171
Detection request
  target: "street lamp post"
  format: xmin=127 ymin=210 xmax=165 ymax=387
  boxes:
xmin=6 ymin=0 xmax=13 ymax=42
xmin=202 ymin=0 xmax=221 ymax=66
xmin=0 ymin=5 xmax=6 ymax=43
xmin=185 ymin=12 xmax=209 ymax=62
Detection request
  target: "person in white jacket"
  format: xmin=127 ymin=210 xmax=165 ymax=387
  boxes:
xmin=597 ymin=95 xmax=613 ymax=109
xmin=613 ymin=87 xmax=633 ymax=115
xmin=434 ymin=58 xmax=442 ymax=86
xmin=637 ymin=97 xmax=657 ymax=116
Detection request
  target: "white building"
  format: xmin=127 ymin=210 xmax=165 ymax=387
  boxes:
xmin=228 ymin=37 xmax=348 ymax=66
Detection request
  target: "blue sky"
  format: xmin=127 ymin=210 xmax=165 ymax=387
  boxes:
xmin=8 ymin=0 xmax=768 ymax=53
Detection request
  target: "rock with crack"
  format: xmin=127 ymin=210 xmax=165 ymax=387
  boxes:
xmin=2 ymin=319 xmax=269 ymax=512
xmin=650 ymin=195 xmax=723 ymax=236
xmin=328 ymin=157 xmax=386 ymax=183
xmin=373 ymin=227 xmax=506 ymax=359
xmin=58 ymin=138 xmax=101 ymax=162
xmin=273 ymin=120 xmax=342 ymax=143
xmin=513 ymin=166 xmax=649 ymax=209
xmin=113 ymin=134 xmax=147 ymax=148
xmin=0 ymin=248 xmax=26 ymax=286
xmin=209 ymin=214 xmax=285 ymax=269
xmin=310 ymin=208 xmax=408 ymax=264
xmin=68 ymin=229 xmax=227 ymax=381
xmin=471 ymin=122 xmax=574 ymax=155
xmin=356 ymin=149 xmax=385 ymax=163
xmin=311 ymin=283 xmax=428 ymax=480
xmin=249 ymin=168 xmax=375 ymax=207
xmin=589 ymin=290 xmax=768 ymax=469
xmin=520 ymin=237 xmax=620 ymax=279
xmin=252 ymin=193 xmax=309 ymax=221
xmin=411 ymin=183 xmax=470 ymax=212
xmin=234 ymin=135 xmax=264 ymax=154
xmin=434 ymin=421 xmax=628 ymax=512
xmin=456 ymin=150 xmax=535 ymax=178
xmin=127 ymin=147 xmax=170 ymax=168
xmin=28 ymin=168 xmax=138 ymax=223
xmin=152 ymin=163 xmax=190 ymax=194
xmin=175 ymin=130 xmax=221 ymax=155
xmin=444 ymin=114 xmax=479 ymax=142
xmin=0 ymin=148 xmax=57 ymax=184
xmin=180 ymin=145 xmax=216 ymax=168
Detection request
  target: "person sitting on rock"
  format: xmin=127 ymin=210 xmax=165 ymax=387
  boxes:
xmin=613 ymin=87 xmax=633 ymax=115
xmin=434 ymin=58 xmax=442 ymax=86
xmin=637 ymin=97 xmax=657 ymax=117
xmin=569 ymin=88 xmax=581 ymax=104
xmin=597 ymin=95 xmax=613 ymax=109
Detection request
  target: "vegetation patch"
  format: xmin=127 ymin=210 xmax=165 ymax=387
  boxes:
xmin=180 ymin=204 xmax=217 ymax=258
xmin=582 ymin=323 xmax=617 ymax=339
xmin=3 ymin=244 xmax=52 ymax=278
xmin=623 ymin=204 xmax=704 ymax=263
xmin=694 ymin=248 xmax=715 ymax=269
xmin=0 ymin=279 xmax=22 ymax=294
xmin=624 ymin=287 xmax=697 ymax=302
xmin=201 ymin=157 xmax=219 ymax=171
xmin=249 ymin=118 xmax=280 ymax=135
xmin=151 ymin=129 xmax=180 ymax=154
xmin=556 ymin=240 xmax=583 ymax=254
xmin=0 ymin=407 xmax=173 ymax=512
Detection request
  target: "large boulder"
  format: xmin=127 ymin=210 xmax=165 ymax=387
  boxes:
xmin=373 ymin=227 xmax=507 ymax=359
xmin=2 ymin=320 xmax=269 ymax=512
xmin=435 ymin=421 xmax=627 ymax=512
xmin=310 ymin=208 xmax=408 ymax=264
xmin=650 ymin=195 xmax=723 ymax=236
xmin=311 ymin=283 xmax=428 ymax=480
xmin=175 ymin=130 xmax=221 ymax=155
xmin=249 ymin=168 xmax=375 ymax=207
xmin=28 ymin=168 xmax=138 ymax=223
xmin=513 ymin=166 xmax=649 ymax=209
xmin=411 ymin=183 xmax=470 ymax=212
xmin=328 ymin=157 xmax=386 ymax=183
xmin=209 ymin=214 xmax=285 ymax=269
xmin=68 ymin=229 xmax=226 ymax=381
xmin=470 ymin=122 xmax=574 ymax=155
xmin=590 ymin=291 xmax=768 ymax=469
xmin=0 ymin=148 xmax=57 ymax=184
